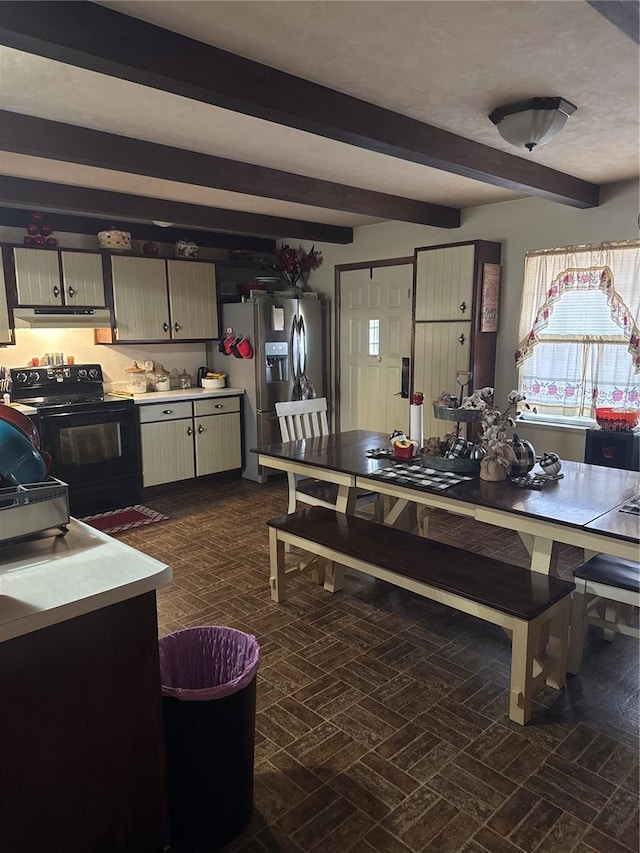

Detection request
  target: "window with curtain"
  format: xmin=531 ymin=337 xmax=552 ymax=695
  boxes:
xmin=516 ymin=241 xmax=640 ymax=419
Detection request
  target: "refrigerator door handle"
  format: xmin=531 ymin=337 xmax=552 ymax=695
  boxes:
xmin=298 ymin=315 xmax=307 ymax=375
xmin=290 ymin=315 xmax=300 ymax=380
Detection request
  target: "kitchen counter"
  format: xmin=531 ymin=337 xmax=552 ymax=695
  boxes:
xmin=107 ymin=387 xmax=244 ymax=404
xmin=2 ymin=389 xmax=244 ymax=413
xmin=0 ymin=519 xmax=171 ymax=642
xmin=0 ymin=519 xmax=171 ymax=851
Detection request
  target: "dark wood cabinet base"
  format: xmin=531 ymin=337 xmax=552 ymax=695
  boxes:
xmin=0 ymin=592 xmax=167 ymax=853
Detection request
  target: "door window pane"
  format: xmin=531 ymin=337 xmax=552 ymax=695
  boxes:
xmin=368 ymin=319 xmax=380 ymax=356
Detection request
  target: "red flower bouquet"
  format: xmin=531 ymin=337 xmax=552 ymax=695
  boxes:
xmin=264 ymin=244 xmax=322 ymax=291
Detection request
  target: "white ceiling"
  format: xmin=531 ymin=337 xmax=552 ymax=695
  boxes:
xmin=0 ymin=0 xmax=638 ymax=234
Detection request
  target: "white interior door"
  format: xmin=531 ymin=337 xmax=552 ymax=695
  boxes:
xmin=339 ymin=263 xmax=413 ymax=435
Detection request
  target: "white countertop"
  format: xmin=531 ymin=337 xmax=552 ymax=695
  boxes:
xmin=0 ymin=519 xmax=172 ymax=642
xmin=107 ymin=388 xmax=244 ymax=404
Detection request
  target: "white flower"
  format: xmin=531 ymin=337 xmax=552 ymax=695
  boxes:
xmin=477 ymin=387 xmax=494 ymax=399
xmin=478 ymin=388 xmax=528 ymax=451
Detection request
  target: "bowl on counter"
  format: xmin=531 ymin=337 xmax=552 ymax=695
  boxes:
xmin=594 ymin=407 xmax=640 ymax=432
xmin=0 ymin=419 xmax=47 ymax=485
xmin=201 ymin=377 xmax=226 ymax=389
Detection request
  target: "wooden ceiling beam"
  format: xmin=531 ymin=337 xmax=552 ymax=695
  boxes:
xmin=586 ymin=1 xmax=639 ymax=44
xmin=0 ymin=1 xmax=599 ymax=209
xmin=0 ymin=111 xmax=460 ymax=229
xmin=0 ymin=176 xmax=354 ymax=244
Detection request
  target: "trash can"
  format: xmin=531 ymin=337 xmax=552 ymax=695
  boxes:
xmin=159 ymin=626 xmax=260 ymax=851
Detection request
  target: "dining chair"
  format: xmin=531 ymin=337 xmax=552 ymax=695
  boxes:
xmin=275 ymin=398 xmax=382 ymax=519
xmin=567 ymin=554 xmax=640 ymax=674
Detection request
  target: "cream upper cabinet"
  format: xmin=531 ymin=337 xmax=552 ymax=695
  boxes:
xmin=14 ymin=248 xmax=106 ymax=307
xmin=110 ymin=257 xmax=218 ymax=342
xmin=14 ymin=248 xmax=61 ymax=306
xmin=414 ymin=244 xmax=475 ymax=321
xmin=167 ymin=261 xmax=218 ymax=340
xmin=60 ymin=251 xmax=106 ymax=306
xmin=111 ymin=256 xmax=171 ymax=341
xmin=0 ymin=258 xmax=11 ymax=343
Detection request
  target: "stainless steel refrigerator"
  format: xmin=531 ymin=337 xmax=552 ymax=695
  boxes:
xmin=209 ymin=297 xmax=326 ymax=482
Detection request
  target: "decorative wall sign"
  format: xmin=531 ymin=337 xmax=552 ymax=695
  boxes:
xmin=481 ymin=263 xmax=501 ymax=332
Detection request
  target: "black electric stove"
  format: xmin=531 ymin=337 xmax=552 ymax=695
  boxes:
xmin=12 ymin=364 xmax=111 ymax=409
xmin=10 ymin=364 xmax=141 ymax=515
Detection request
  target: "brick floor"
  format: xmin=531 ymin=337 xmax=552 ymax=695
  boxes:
xmin=115 ymin=477 xmax=639 ymax=853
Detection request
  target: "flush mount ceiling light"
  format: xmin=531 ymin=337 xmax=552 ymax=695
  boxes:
xmin=151 ymin=220 xmax=173 ymax=227
xmin=488 ymin=97 xmax=577 ymax=152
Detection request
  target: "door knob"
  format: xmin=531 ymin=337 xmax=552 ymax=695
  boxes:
xmin=68 ymin=286 xmax=76 ymax=298
xmin=459 ymin=301 xmax=467 ymax=313
xmin=53 ymin=285 xmax=60 ymax=298
xmin=198 ymin=424 xmax=205 ymax=433
xmin=163 ymin=322 xmax=169 ymax=332
xmin=458 ymin=333 xmax=465 ymax=345
xmin=175 ymin=322 xmax=181 ymax=332
xmin=187 ymin=425 xmax=193 ymax=435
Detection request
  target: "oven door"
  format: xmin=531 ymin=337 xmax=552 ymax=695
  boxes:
xmin=38 ymin=403 xmax=140 ymax=486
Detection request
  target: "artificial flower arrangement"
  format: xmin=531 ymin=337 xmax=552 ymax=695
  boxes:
xmin=263 ymin=244 xmax=323 ymax=291
xmin=461 ymin=387 xmax=533 ymax=480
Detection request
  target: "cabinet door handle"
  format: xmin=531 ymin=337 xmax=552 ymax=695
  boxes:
xmin=174 ymin=322 xmax=181 ymax=332
xmin=162 ymin=409 xmax=173 ymax=414
xmin=53 ymin=285 xmax=60 ymax=298
xmin=458 ymin=333 xmax=465 ymax=345
xmin=214 ymin=404 xmax=223 ymax=409
xmin=68 ymin=286 xmax=76 ymax=298
xmin=163 ymin=322 xmax=169 ymax=333
xmin=459 ymin=301 xmax=466 ymax=313
xmin=187 ymin=425 xmax=193 ymax=436
xmin=198 ymin=424 xmax=205 ymax=433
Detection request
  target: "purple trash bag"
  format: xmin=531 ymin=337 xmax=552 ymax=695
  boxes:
xmin=159 ymin=626 xmax=260 ymax=701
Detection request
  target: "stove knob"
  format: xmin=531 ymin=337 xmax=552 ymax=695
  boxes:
xmin=28 ymin=371 xmax=39 ymax=383
xmin=15 ymin=371 xmax=28 ymax=383
xmin=88 ymin=368 xmax=99 ymax=379
xmin=78 ymin=369 xmax=88 ymax=379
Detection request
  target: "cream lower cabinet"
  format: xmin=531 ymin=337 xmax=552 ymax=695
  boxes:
xmin=194 ymin=398 xmax=242 ymax=476
xmin=139 ymin=402 xmax=195 ymax=487
xmin=139 ymin=397 xmax=241 ymax=487
xmin=414 ymin=322 xmax=471 ymax=438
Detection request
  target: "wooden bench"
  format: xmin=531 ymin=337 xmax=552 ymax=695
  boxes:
xmin=567 ymin=553 xmax=640 ymax=674
xmin=267 ymin=507 xmax=575 ymax=725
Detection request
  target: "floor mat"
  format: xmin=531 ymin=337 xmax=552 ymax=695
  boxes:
xmin=79 ymin=505 xmax=169 ymax=535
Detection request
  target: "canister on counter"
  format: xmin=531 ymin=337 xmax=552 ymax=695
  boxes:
xmin=154 ymin=365 xmax=171 ymax=392
xmin=125 ymin=362 xmax=147 ymax=394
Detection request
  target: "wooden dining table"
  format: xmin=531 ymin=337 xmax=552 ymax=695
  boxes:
xmin=257 ymin=429 xmax=640 ymax=576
